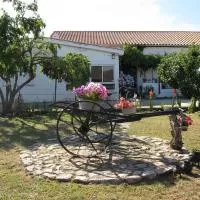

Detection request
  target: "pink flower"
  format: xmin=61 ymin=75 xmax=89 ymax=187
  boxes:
xmin=73 ymin=82 xmax=108 ymax=100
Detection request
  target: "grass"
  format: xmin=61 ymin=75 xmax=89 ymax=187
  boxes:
xmin=0 ymin=112 xmax=200 ymax=200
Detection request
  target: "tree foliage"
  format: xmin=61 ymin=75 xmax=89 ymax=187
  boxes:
xmin=62 ymin=53 xmax=90 ymax=88
xmin=157 ymin=53 xmax=185 ymax=89
xmin=157 ymin=45 xmax=200 ymax=99
xmin=120 ymin=45 xmax=143 ymax=73
xmin=0 ymin=0 xmax=50 ymax=114
xmin=42 ymin=51 xmax=90 ymax=89
xmin=120 ymin=44 xmax=161 ymax=73
xmin=0 ymin=0 xmax=91 ymax=115
xmin=157 ymin=45 xmax=200 ymax=112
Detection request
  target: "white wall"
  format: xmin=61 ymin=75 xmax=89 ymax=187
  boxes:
xmin=143 ymin=46 xmax=187 ymax=55
xmin=19 ymin=66 xmax=68 ymax=102
xmin=18 ymin=41 xmax=122 ymax=103
xmin=57 ymin=42 xmax=120 ymax=99
xmin=137 ymin=68 xmax=158 ymax=90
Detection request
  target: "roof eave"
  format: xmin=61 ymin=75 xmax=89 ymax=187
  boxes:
xmin=50 ymin=38 xmax=124 ymax=55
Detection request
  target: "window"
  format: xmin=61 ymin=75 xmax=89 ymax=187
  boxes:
xmin=102 ymin=66 xmax=114 ymax=82
xmin=91 ymin=66 xmax=102 ymax=82
xmin=91 ymin=66 xmax=115 ymax=89
xmin=91 ymin=66 xmax=114 ymax=82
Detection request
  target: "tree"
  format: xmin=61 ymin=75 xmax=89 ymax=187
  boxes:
xmin=0 ymin=0 xmax=52 ymax=115
xmin=62 ymin=53 xmax=90 ymax=88
xmin=157 ymin=45 xmax=200 ymax=112
xmin=42 ymin=51 xmax=91 ymax=89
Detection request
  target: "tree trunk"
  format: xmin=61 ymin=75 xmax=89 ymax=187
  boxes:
xmin=0 ymin=74 xmax=34 ymax=116
xmin=1 ymin=80 xmax=18 ymax=115
xmin=2 ymin=95 xmax=16 ymax=115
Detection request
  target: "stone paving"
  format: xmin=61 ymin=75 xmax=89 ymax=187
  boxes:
xmin=20 ymin=123 xmax=191 ymax=184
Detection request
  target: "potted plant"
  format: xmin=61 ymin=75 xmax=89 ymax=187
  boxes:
xmin=115 ymin=97 xmax=136 ymax=115
xmin=73 ymin=82 xmax=108 ymax=110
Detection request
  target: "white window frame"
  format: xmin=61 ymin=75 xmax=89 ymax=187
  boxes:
xmin=90 ymin=65 xmax=115 ymax=85
xmin=90 ymin=65 xmax=116 ymax=90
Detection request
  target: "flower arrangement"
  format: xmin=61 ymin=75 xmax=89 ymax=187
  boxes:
xmin=178 ymin=115 xmax=193 ymax=127
xmin=115 ymin=97 xmax=136 ymax=109
xmin=73 ymin=82 xmax=108 ymax=101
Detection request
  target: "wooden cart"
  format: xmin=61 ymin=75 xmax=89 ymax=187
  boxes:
xmin=55 ymin=100 xmax=186 ymax=157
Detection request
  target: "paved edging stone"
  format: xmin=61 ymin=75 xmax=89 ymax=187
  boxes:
xmin=20 ymin=125 xmax=191 ymax=184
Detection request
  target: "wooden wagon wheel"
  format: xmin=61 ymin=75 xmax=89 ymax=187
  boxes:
xmin=56 ymin=100 xmax=116 ymax=157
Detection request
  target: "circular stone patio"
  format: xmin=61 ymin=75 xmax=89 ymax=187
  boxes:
xmin=20 ymin=124 xmax=191 ymax=184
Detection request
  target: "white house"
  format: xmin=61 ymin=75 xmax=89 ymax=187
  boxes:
xmin=2 ymin=31 xmax=200 ymax=106
xmin=50 ymin=31 xmax=200 ymax=97
xmin=19 ymin=39 xmax=123 ymax=102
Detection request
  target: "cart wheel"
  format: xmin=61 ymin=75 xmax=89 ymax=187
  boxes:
xmin=56 ymin=101 xmax=115 ymax=157
xmin=56 ymin=105 xmax=81 ymax=156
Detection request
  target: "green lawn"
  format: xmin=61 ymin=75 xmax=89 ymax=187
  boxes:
xmin=0 ymin=112 xmax=200 ymax=200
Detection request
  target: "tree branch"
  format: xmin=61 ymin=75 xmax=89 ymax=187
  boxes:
xmin=15 ymin=75 xmax=34 ymax=95
xmin=13 ymin=74 xmax=18 ymax=93
xmin=5 ymin=80 xmax=11 ymax=102
xmin=0 ymin=74 xmax=8 ymax=82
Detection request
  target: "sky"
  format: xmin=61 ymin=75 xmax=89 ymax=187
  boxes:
xmin=1 ymin=0 xmax=200 ymax=36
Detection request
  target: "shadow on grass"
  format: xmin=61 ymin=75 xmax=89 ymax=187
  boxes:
xmin=0 ymin=113 xmax=59 ymax=150
xmin=1 ymin=113 xmax=199 ymax=187
xmin=132 ymin=167 xmax=200 ymax=187
xmin=0 ymin=111 xmax=127 ymax=151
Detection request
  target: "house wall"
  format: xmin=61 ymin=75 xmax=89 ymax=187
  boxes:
xmin=18 ymin=42 xmax=121 ymax=103
xmin=143 ymin=46 xmax=186 ymax=55
xmin=56 ymin=43 xmax=120 ymax=99
xmin=138 ymin=46 xmax=187 ymax=97
xmin=19 ymin=66 xmax=67 ymax=103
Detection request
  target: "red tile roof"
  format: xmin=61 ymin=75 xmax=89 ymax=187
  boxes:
xmin=51 ymin=31 xmax=200 ymax=48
